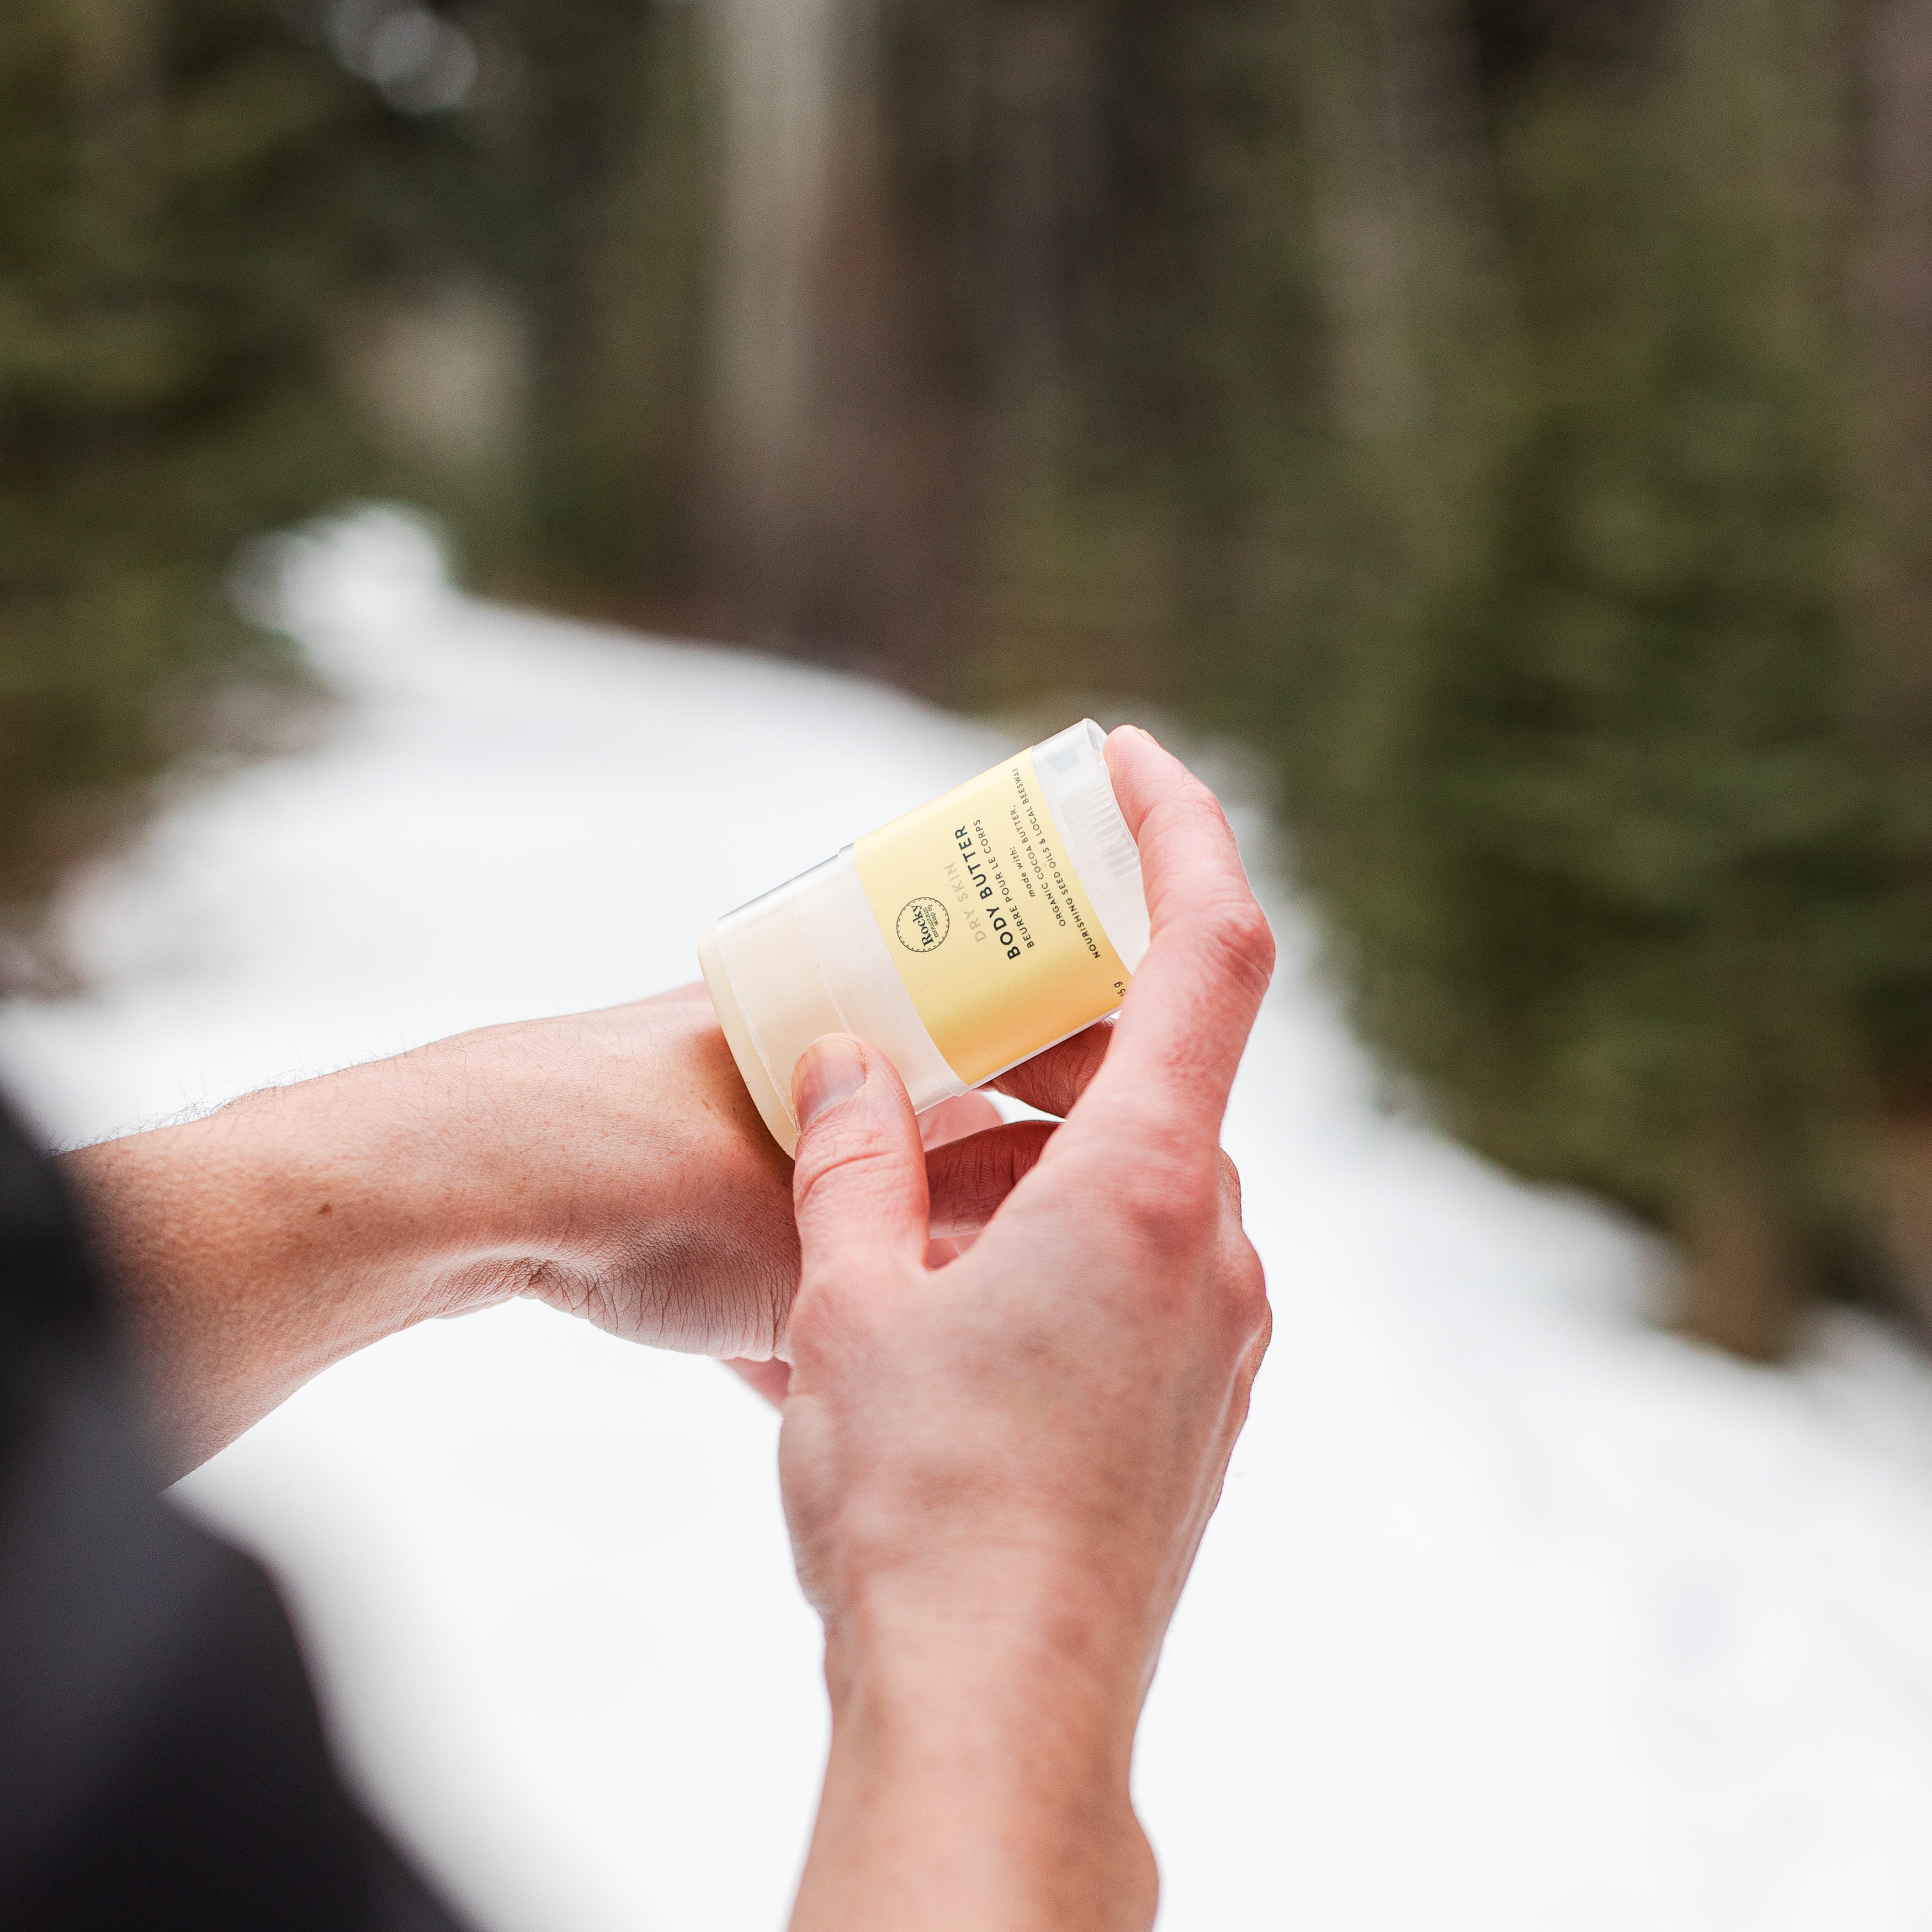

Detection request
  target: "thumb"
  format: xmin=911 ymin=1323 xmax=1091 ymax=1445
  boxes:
xmin=790 ymin=1036 xmax=930 ymax=1280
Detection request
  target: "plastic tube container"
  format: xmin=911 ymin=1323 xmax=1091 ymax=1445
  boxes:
xmin=698 ymin=719 xmax=1150 ymax=1154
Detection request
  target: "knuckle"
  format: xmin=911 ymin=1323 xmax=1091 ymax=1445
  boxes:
xmin=1216 ymin=1148 xmax=1245 ymax=1216
xmin=1238 ymin=1258 xmax=1271 ymax=1350
xmin=979 ymin=1118 xmax=1055 ymax=1183
xmin=1203 ymin=894 xmax=1276 ymax=988
xmin=1142 ymin=782 xmax=1228 ymax=857
xmin=1218 ymin=1235 xmax=1270 ymax=1338
xmin=925 ymin=1143 xmax=1023 ymax=1237
xmin=1169 ymin=770 xmax=1232 ymax=825
xmin=1117 ymin=1156 xmax=1220 ymax=1254
xmin=793 ymin=1096 xmax=892 ymax=1185
xmin=792 ymin=1132 xmax=907 ymax=1223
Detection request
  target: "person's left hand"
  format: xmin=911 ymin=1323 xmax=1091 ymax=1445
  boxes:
xmin=62 ymin=984 xmax=1004 ymax=1474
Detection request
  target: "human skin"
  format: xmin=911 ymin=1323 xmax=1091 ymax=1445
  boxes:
xmin=61 ymin=989 xmax=1011 ymax=1478
xmin=777 ymin=725 xmax=1275 ymax=1932
xmin=62 ymin=723 xmax=1275 ymax=1932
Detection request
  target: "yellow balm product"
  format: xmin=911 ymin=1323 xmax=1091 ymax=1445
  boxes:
xmin=698 ymin=720 xmax=1150 ymax=1154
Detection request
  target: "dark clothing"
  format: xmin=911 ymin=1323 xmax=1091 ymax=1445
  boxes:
xmin=0 ymin=1102 xmax=463 ymax=1930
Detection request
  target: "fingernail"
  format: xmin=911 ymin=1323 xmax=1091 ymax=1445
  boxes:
xmin=794 ymin=1036 xmax=867 ymax=1128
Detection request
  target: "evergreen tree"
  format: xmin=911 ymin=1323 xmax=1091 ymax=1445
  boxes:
xmin=12 ymin=0 xmax=1932 ymax=1357
xmin=455 ymin=0 xmax=710 ymax=609
xmin=1260 ymin=0 xmax=1932 ymax=1353
xmin=862 ymin=0 xmax=1932 ymax=1351
xmin=0 ymin=0 xmax=451 ymax=952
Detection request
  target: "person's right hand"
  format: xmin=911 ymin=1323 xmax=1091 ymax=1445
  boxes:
xmin=777 ymin=725 xmax=1275 ymax=1932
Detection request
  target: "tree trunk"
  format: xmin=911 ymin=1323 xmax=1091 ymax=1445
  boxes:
xmin=1871 ymin=1108 xmax=1932 ymax=1336
xmin=707 ymin=0 xmax=845 ymax=630
xmin=704 ymin=0 xmax=974 ymax=680
xmin=1854 ymin=0 xmax=1932 ymax=720
xmin=1674 ymin=1143 xmax=1811 ymax=1361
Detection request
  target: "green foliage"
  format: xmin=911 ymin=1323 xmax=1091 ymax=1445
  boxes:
xmin=1248 ymin=0 xmax=1932 ymax=1344
xmin=0 ymin=0 xmax=432 ymax=918
xmin=0 ymin=0 xmax=707 ymax=935
xmin=450 ymin=0 xmax=710 ymax=602
xmin=7 ymin=0 xmax=1930 ymax=1348
xmin=879 ymin=0 xmax=1932 ymax=1345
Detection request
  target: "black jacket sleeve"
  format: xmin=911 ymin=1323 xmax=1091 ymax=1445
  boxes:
xmin=0 ymin=1102 xmax=466 ymax=1932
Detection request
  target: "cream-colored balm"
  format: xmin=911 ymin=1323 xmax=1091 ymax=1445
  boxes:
xmin=698 ymin=720 xmax=1151 ymax=1155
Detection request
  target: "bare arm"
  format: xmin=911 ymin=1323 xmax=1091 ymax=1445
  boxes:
xmin=777 ymin=725 xmax=1275 ymax=1930
xmin=61 ymin=990 xmax=1007 ymax=1478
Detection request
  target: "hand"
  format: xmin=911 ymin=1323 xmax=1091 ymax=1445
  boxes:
xmin=721 ymin=1088 xmax=1006 ymax=1408
xmin=61 ymin=988 xmax=1006 ymax=1476
xmin=59 ymin=988 xmax=781 ymax=1469
xmin=777 ymin=725 xmax=1275 ymax=1932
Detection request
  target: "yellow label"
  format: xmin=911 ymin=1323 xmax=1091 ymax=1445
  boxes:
xmin=853 ymin=749 xmax=1132 ymax=1086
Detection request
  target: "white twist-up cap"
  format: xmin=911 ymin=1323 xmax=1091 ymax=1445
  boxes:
xmin=1026 ymin=719 xmax=1150 ymax=973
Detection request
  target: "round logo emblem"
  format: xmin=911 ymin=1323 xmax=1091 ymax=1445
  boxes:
xmin=895 ymin=896 xmax=951 ymax=953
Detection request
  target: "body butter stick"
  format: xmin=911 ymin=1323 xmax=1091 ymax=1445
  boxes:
xmin=698 ymin=719 xmax=1151 ymax=1154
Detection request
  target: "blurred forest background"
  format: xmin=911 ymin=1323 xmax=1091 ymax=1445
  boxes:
xmin=6 ymin=0 xmax=1932 ymax=1359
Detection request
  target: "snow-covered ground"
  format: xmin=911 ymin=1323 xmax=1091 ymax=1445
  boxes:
xmin=6 ymin=509 xmax=1932 ymax=1931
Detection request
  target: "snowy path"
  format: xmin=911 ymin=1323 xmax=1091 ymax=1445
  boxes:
xmin=6 ymin=512 xmax=1932 ymax=1931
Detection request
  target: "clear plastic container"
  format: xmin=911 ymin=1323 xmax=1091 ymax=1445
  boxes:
xmin=699 ymin=719 xmax=1150 ymax=1153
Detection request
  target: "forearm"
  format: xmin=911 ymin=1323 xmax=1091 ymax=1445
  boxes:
xmin=794 ymin=1589 xmax=1158 ymax=1932
xmin=51 ymin=997 xmax=810 ymax=1478
xmin=60 ymin=1067 xmax=474 ymax=1475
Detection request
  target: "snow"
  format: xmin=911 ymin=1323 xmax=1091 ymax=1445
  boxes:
xmin=6 ymin=508 xmax=1932 ymax=1930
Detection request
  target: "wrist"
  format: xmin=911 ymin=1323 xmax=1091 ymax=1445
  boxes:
xmin=829 ymin=1557 xmax=1151 ymax=1734
xmin=795 ymin=1561 xmax=1156 ymax=1930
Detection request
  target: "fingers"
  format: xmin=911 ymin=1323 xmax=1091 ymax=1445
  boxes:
xmin=1074 ymin=726 xmax=1275 ymax=1145
xmin=919 ymin=1091 xmax=1001 ymax=1150
xmin=724 ymin=1356 xmax=792 ymax=1409
xmin=988 ymin=1022 xmax=1113 ymax=1119
xmin=925 ymin=1121 xmax=1058 ymax=1239
xmin=790 ymin=1036 xmax=931 ymax=1280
